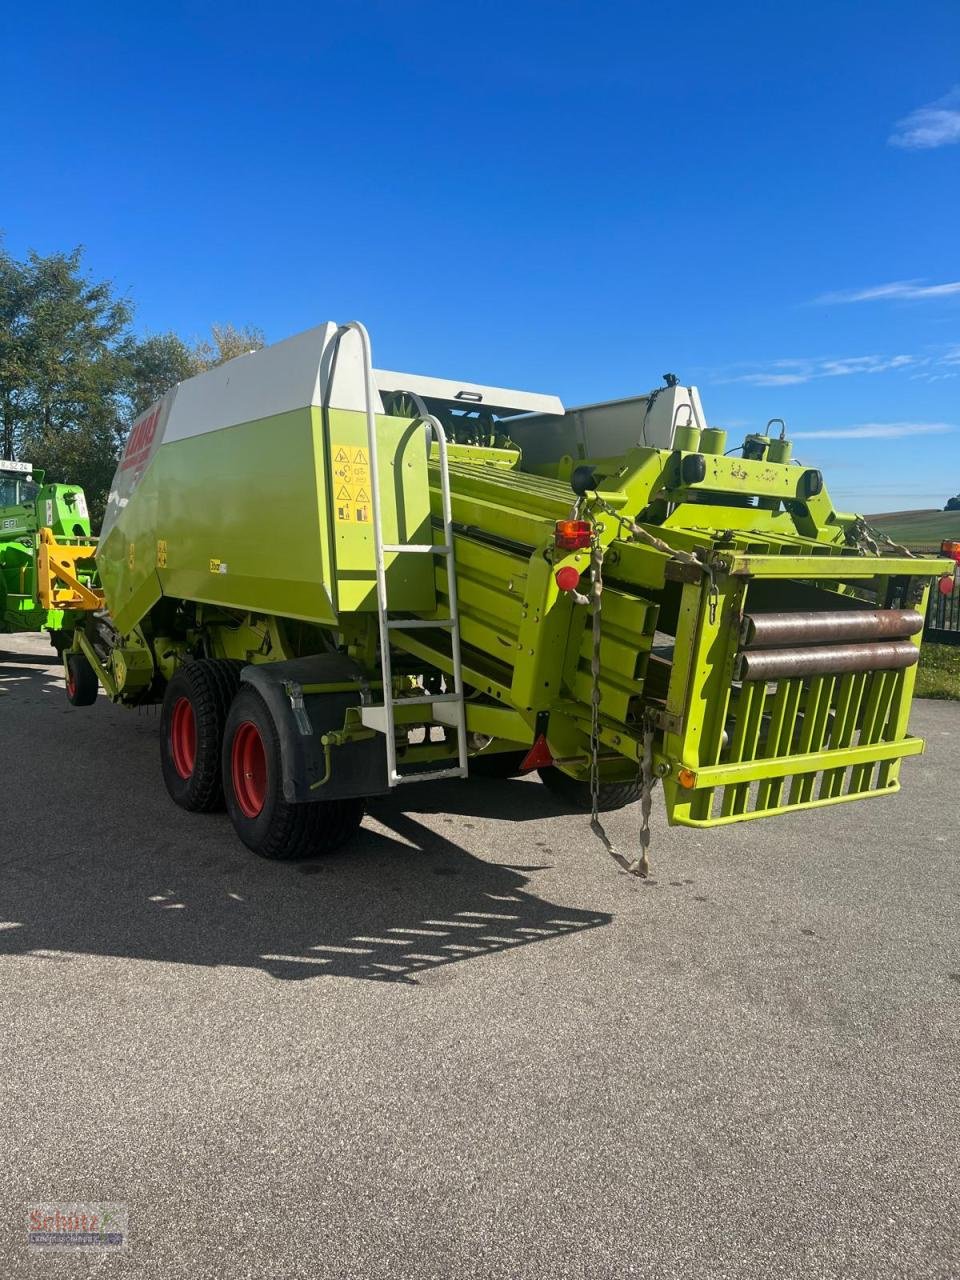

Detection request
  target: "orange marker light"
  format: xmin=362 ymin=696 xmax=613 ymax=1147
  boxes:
xmin=554 ymin=519 xmax=592 ymax=551
xmin=677 ymin=767 xmax=697 ymax=789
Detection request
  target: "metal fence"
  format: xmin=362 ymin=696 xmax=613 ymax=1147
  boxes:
xmin=908 ymin=546 xmax=960 ymax=643
xmin=927 ymin=575 xmax=960 ymax=643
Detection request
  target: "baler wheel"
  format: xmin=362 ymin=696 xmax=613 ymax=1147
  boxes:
xmin=538 ymin=767 xmax=640 ymax=812
xmin=65 ymin=653 xmax=99 ymax=707
xmin=222 ymin=686 xmax=365 ymax=860
xmin=160 ymin=660 xmax=242 ymax=813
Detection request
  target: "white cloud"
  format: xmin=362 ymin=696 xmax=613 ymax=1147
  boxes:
xmin=816 ymin=280 xmax=960 ymax=304
xmin=735 ymin=372 xmax=809 ymax=386
xmin=791 ymin=422 xmax=955 ymax=440
xmin=728 ymin=354 xmax=921 ymax=386
xmin=889 ymin=87 xmax=960 ymax=149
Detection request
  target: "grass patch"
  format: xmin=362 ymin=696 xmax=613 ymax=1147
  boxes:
xmin=867 ymin=509 xmax=960 ymax=547
xmin=915 ymin=643 xmax=960 ymax=700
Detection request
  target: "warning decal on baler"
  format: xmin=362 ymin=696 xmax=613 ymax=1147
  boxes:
xmin=333 ymin=445 xmax=371 ymax=523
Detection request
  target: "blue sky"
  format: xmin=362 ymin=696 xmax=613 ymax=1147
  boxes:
xmin=2 ymin=0 xmax=958 ymax=512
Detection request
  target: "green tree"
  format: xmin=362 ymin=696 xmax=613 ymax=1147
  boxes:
xmin=192 ymin=322 xmax=265 ymax=370
xmin=945 ymin=495 xmax=960 ymax=512
xmin=1 ymin=238 xmax=265 ymax=525
xmin=121 ymin=323 xmax=266 ymax=417
xmin=118 ymin=332 xmax=197 ymax=418
xmin=0 ymin=242 xmax=132 ymax=521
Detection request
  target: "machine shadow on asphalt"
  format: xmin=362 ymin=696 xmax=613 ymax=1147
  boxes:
xmin=1 ymin=650 xmax=612 ymax=987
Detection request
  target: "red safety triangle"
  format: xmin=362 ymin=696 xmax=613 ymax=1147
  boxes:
xmin=519 ymin=734 xmax=554 ymax=772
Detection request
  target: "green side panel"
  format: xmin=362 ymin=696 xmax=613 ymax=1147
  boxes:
xmin=323 ymin=408 xmax=434 ymax=613
xmin=155 ymin=408 xmax=333 ymax=628
xmin=97 ymin=406 xmax=435 ymax=634
xmin=97 ymin=453 xmax=163 ymax=635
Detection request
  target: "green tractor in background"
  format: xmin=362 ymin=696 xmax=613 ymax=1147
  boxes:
xmin=0 ymin=458 xmax=100 ymax=655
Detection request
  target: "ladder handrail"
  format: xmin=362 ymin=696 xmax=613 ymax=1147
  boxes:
xmin=329 ymin=322 xmax=467 ymax=787
xmin=332 ymin=322 xmax=398 ymax=780
xmin=423 ymin=411 xmax=468 ymax=778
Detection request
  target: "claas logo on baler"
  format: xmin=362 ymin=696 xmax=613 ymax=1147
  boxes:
xmin=119 ymin=407 xmax=161 ymax=473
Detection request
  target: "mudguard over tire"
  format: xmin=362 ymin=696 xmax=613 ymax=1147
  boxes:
xmin=160 ymin=659 xmax=241 ymax=812
xmin=222 ymin=686 xmax=364 ymax=860
xmin=538 ymin=766 xmax=640 ymax=812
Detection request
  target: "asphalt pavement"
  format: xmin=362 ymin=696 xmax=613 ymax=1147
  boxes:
xmin=1 ymin=631 xmax=958 ymax=1279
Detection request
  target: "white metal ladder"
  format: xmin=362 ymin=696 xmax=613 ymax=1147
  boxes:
xmin=332 ymin=322 xmax=468 ymax=787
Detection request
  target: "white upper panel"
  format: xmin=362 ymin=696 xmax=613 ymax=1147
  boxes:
xmin=374 ymin=368 xmax=564 ymax=418
xmin=163 ymin=323 xmax=381 ymax=443
xmin=508 ymin=386 xmax=708 ymax=464
xmin=136 ymin=321 xmax=565 ymax=450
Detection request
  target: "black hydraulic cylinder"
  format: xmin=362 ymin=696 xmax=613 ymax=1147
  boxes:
xmin=740 ymin=608 xmax=923 ymax=650
xmin=735 ymin=640 xmax=919 ymax=682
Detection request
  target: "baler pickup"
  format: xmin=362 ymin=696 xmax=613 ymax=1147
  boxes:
xmin=655 ymin=553 xmax=946 ymax=827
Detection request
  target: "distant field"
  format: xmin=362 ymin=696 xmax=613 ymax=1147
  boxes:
xmin=866 ymin=508 xmax=960 ymax=547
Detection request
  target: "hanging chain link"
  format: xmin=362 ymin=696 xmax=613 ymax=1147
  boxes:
xmin=579 ymin=497 xmax=729 ymax=880
xmin=636 ymin=711 xmax=655 ymax=879
xmin=586 ymin=517 xmax=652 ymax=879
xmin=846 ymin=516 xmax=916 ymax=560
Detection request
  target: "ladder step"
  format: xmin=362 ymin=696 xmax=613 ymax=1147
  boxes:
xmin=391 ymin=766 xmax=469 ymax=785
xmin=361 ymin=694 xmax=463 ymax=734
xmin=386 ymin=618 xmax=455 ymax=630
xmin=397 ymin=692 xmax=461 ymax=706
xmin=381 ymin=543 xmax=452 ymax=555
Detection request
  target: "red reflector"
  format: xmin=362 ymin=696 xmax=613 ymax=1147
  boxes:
xmin=554 ymin=519 xmax=592 ymax=551
xmin=555 ymin=565 xmax=581 ymax=592
xmin=519 ymin=733 xmax=554 ymax=772
xmin=939 ymin=574 xmax=955 ymax=596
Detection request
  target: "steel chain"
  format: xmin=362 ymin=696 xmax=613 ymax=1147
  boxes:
xmin=587 ymin=518 xmax=652 ymax=879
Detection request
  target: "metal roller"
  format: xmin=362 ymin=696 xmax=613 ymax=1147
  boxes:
xmin=740 ymin=608 xmax=923 ymax=650
xmin=736 ymin=640 xmax=919 ymax=682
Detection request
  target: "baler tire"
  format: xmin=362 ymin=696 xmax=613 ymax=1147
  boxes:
xmin=538 ymin=767 xmax=641 ymax=812
xmin=160 ymin=660 xmax=242 ymax=813
xmin=65 ymin=653 xmax=99 ymax=707
xmin=222 ymin=686 xmax=365 ymax=860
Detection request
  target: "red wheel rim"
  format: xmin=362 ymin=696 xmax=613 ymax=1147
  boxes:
xmin=66 ymin=672 xmax=76 ymax=698
xmin=231 ymin=721 xmax=267 ymax=818
xmin=170 ymin=697 xmax=197 ymax=780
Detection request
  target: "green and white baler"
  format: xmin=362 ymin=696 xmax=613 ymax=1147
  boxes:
xmin=59 ymin=322 xmax=953 ymax=869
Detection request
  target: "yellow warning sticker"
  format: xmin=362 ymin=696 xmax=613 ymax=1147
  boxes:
xmin=332 ymin=444 xmax=372 ymax=521
xmin=335 ymin=502 xmax=371 ymax=524
xmin=156 ymin=539 xmax=167 ymax=569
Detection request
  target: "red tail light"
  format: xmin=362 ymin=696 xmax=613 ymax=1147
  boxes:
xmin=554 ymin=519 xmax=591 ymax=551
xmin=941 ymin=540 xmax=960 ymax=563
xmin=554 ymin=566 xmax=582 ymax=592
